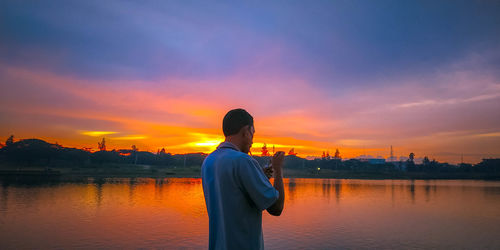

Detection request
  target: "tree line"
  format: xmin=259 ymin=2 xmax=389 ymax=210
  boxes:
xmin=0 ymin=136 xmax=205 ymax=168
xmin=0 ymin=135 xmax=499 ymax=174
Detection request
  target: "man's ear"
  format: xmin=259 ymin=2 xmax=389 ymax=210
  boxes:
xmin=241 ymin=125 xmax=250 ymax=138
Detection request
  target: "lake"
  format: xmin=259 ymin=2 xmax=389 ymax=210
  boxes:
xmin=1 ymin=178 xmax=499 ymax=249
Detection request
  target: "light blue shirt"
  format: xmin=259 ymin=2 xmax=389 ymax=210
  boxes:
xmin=201 ymin=141 xmax=279 ymax=250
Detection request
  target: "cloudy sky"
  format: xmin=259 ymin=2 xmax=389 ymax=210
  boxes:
xmin=1 ymin=0 xmax=499 ymax=163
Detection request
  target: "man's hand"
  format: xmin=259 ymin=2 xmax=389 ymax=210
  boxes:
xmin=267 ymin=151 xmax=285 ymax=216
xmin=271 ymin=151 xmax=285 ymax=176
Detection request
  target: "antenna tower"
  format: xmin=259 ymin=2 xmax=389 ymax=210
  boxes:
xmin=390 ymin=145 xmax=394 ymax=162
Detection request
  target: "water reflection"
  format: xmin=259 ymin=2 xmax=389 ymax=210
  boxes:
xmin=128 ymin=178 xmax=137 ymax=206
xmin=93 ymin=178 xmax=104 ymax=208
xmin=391 ymin=182 xmax=395 ymax=207
xmin=0 ymin=178 xmax=499 ymax=249
xmin=1 ymin=183 xmax=8 ymax=213
xmin=321 ymin=179 xmax=331 ymax=202
xmin=334 ymin=179 xmax=341 ymax=203
xmin=409 ymin=179 xmax=415 ymax=203
xmin=287 ymin=178 xmax=296 ymax=202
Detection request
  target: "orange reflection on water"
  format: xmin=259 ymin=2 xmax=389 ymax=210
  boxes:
xmin=1 ymin=178 xmax=500 ymax=249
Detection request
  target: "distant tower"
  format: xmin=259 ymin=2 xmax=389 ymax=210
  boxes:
xmin=390 ymin=145 xmax=394 ymax=162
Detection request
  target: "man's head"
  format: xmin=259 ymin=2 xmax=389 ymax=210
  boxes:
xmin=223 ymin=108 xmax=254 ymax=154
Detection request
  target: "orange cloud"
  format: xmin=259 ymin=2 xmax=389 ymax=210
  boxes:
xmin=81 ymin=131 xmax=118 ymax=137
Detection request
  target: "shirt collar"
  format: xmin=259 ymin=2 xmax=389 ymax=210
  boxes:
xmin=217 ymin=141 xmax=241 ymax=152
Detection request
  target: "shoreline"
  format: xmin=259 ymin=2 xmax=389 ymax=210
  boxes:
xmin=1 ymin=167 xmax=499 ymax=181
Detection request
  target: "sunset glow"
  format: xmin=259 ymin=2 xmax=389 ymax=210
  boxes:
xmin=1 ymin=1 xmax=500 ymax=163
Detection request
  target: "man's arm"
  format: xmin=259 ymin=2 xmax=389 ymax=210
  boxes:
xmin=267 ymin=151 xmax=285 ymax=216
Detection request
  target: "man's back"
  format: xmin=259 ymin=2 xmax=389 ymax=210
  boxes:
xmin=201 ymin=142 xmax=279 ymax=250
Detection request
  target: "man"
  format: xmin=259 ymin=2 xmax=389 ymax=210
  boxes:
xmin=201 ymin=108 xmax=285 ymax=250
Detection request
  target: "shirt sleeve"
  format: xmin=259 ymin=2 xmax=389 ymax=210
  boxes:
xmin=237 ymin=157 xmax=279 ymax=210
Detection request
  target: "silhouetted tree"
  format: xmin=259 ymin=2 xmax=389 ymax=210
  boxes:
xmin=476 ymin=159 xmax=500 ymax=173
xmin=59 ymin=147 xmax=91 ymax=166
xmin=458 ymin=162 xmax=473 ymax=172
xmin=409 ymin=152 xmax=415 ymax=163
xmin=334 ymin=148 xmax=341 ymax=159
xmin=423 ymin=156 xmax=430 ymax=165
xmin=321 ymin=151 xmax=331 ymax=160
xmin=407 ymin=152 xmax=416 ymax=171
xmin=6 ymin=135 xmax=14 ymax=146
xmin=261 ymin=143 xmax=270 ymax=156
xmin=2 ymin=139 xmax=59 ymax=166
xmin=98 ymin=138 xmax=106 ymax=151
xmin=156 ymin=148 xmax=173 ymax=167
xmin=131 ymin=145 xmax=138 ymax=164
xmin=92 ymin=150 xmax=119 ymax=165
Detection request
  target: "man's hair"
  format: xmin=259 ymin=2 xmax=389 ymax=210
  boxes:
xmin=222 ymin=108 xmax=254 ymax=137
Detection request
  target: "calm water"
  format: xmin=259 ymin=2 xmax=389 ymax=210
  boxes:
xmin=1 ymin=178 xmax=500 ymax=249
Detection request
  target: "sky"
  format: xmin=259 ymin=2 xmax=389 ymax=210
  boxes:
xmin=1 ymin=0 xmax=500 ymax=163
